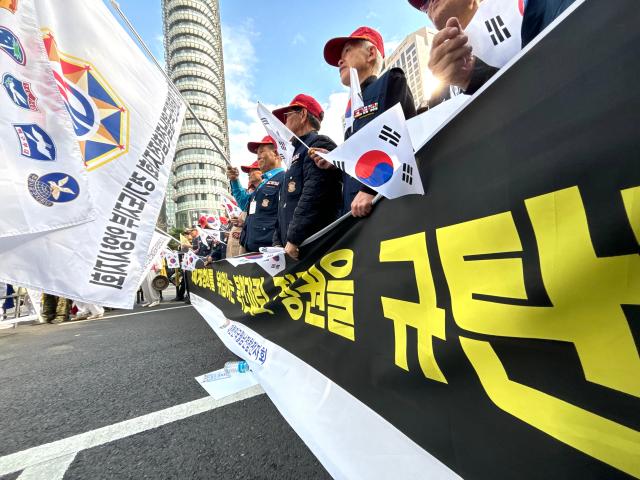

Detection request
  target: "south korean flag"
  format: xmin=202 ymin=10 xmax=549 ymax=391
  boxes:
xmin=318 ymin=103 xmax=424 ymax=199
xmin=181 ymin=250 xmax=199 ymax=271
xmin=257 ymin=102 xmax=295 ymax=169
xmin=162 ymin=249 xmax=180 ymax=269
xmin=344 ymin=67 xmax=364 ymax=135
xmin=465 ymin=0 xmax=524 ymax=68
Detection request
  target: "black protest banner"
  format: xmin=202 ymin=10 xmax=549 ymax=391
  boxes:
xmin=189 ymin=1 xmax=640 ymax=478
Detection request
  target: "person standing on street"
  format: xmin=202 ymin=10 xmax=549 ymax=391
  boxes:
xmin=226 ymin=136 xmax=284 ymax=253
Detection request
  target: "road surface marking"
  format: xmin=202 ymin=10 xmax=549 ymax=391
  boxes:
xmin=0 ymin=385 xmax=264 ymax=477
xmin=16 ymin=453 xmax=76 ymax=480
xmin=58 ymin=304 xmax=192 ymax=325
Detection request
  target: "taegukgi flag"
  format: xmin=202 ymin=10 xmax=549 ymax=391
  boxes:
xmin=344 ymin=67 xmax=364 ymax=135
xmin=257 ymin=102 xmax=294 ymax=168
xmin=225 ymin=246 xmax=286 ymax=277
xmin=162 ymin=248 xmax=180 ymax=269
xmin=0 ymin=0 xmax=186 ymax=308
xmin=181 ymin=250 xmax=199 ymax=271
xmin=319 ymin=103 xmax=424 ymax=199
xmin=221 ymin=193 xmax=242 ymax=217
xmin=465 ymin=0 xmax=524 ymax=68
xmin=0 ymin=0 xmax=94 ymax=237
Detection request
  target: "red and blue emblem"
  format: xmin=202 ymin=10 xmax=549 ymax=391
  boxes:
xmin=44 ymin=31 xmax=129 ymax=171
xmin=14 ymin=124 xmax=56 ymax=161
xmin=0 ymin=26 xmax=25 ymax=65
xmin=355 ymin=150 xmax=394 ymax=187
xmin=2 ymin=73 xmax=37 ymax=110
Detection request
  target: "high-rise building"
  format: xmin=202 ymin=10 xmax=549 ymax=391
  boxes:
xmin=162 ymin=0 xmax=230 ymax=229
xmin=383 ymin=27 xmax=440 ymax=110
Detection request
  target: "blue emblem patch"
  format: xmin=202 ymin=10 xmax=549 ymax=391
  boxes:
xmin=2 ymin=73 xmax=37 ymax=110
xmin=0 ymin=26 xmax=25 ymax=65
xmin=14 ymin=124 xmax=57 ymax=161
xmin=28 ymin=172 xmax=79 ymax=207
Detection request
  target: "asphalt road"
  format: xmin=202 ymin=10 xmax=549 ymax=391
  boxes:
xmin=0 ymin=303 xmax=331 ymax=479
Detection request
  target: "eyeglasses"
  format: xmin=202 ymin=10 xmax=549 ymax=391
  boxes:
xmin=283 ymin=108 xmax=303 ymax=118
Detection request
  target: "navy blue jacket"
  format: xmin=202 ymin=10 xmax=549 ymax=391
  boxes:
xmin=240 ymin=170 xmax=285 ymax=252
xmin=341 ymin=68 xmax=416 ymax=215
xmin=274 ymin=131 xmax=340 ymax=246
xmin=521 ymin=0 xmax=576 ymax=47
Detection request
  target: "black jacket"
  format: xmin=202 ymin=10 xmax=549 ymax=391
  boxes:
xmin=341 ymin=69 xmax=417 ymax=215
xmin=521 ymin=0 xmax=576 ymax=47
xmin=273 ymin=131 xmax=340 ymax=246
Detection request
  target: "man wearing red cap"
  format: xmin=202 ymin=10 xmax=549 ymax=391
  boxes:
xmin=313 ymin=26 xmax=416 ymax=217
xmin=271 ymin=94 xmax=341 ymax=260
xmin=226 ymin=136 xmax=284 ymax=252
xmin=410 ymin=0 xmax=576 ymax=97
xmin=407 ymin=0 xmax=498 ymax=101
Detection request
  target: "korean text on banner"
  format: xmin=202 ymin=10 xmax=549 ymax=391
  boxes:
xmin=0 ymin=0 xmax=186 ymax=308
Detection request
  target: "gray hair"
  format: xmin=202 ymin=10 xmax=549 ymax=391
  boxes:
xmin=357 ymin=39 xmax=384 ymax=75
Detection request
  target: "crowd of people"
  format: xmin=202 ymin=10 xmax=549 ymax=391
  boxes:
xmin=220 ymin=0 xmax=575 ymax=260
xmin=3 ymin=0 xmax=574 ymax=324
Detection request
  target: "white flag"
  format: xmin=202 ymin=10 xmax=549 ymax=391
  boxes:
xmin=0 ymin=0 xmax=186 ymax=309
xmin=407 ymin=95 xmax=471 ymax=151
xmin=136 ymin=231 xmax=170 ymax=290
xmin=181 ymin=250 xmax=199 ymax=271
xmin=162 ymin=249 xmax=180 ymax=269
xmin=221 ymin=194 xmax=242 ymax=217
xmin=257 ymin=102 xmax=294 ymax=168
xmin=205 ymin=214 xmax=221 ymax=231
xmin=0 ymin=0 xmax=94 ymax=237
xmin=226 ymin=247 xmax=286 ymax=277
xmin=197 ymin=225 xmax=220 ymax=244
xmin=319 ymin=103 xmax=424 ymax=199
xmin=466 ymin=0 xmax=524 ymax=68
xmin=344 ymin=67 xmax=364 ymax=134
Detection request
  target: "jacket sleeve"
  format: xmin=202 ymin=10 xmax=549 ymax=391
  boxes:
xmin=286 ymin=135 xmax=340 ymax=246
xmin=464 ymin=57 xmax=499 ymax=95
xmin=230 ymin=179 xmax=251 ymax=211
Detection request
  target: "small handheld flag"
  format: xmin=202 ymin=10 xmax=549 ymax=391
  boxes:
xmin=319 ymin=103 xmax=424 ymax=199
xmin=344 ymin=67 xmax=364 ymax=134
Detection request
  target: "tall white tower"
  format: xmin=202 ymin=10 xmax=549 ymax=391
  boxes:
xmin=162 ymin=0 xmax=230 ymax=229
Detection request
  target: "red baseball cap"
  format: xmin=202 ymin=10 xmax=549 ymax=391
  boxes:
xmin=240 ymin=160 xmax=260 ymax=173
xmin=323 ymin=26 xmax=385 ymax=67
xmin=247 ymin=136 xmax=276 ymax=154
xmin=408 ymin=0 xmax=430 ymax=12
xmin=272 ymin=94 xmax=325 ymax=124
xmin=198 ymin=216 xmax=208 ymax=228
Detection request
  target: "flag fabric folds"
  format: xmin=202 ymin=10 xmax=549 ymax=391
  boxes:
xmin=0 ymin=0 xmax=186 ymax=308
xmin=466 ymin=0 xmax=524 ymax=68
xmin=257 ymin=102 xmax=295 ymax=168
xmin=0 ymin=0 xmax=94 ymax=237
xmin=181 ymin=250 xmax=199 ymax=271
xmin=162 ymin=249 xmax=180 ymax=269
xmin=221 ymin=194 xmax=243 ymax=218
xmin=344 ymin=67 xmax=364 ymax=135
xmin=319 ymin=103 xmax=424 ymax=199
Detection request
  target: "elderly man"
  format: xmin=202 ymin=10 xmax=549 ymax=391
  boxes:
xmin=313 ymin=27 xmax=416 ymax=217
xmin=226 ymin=136 xmax=284 ymax=252
xmin=271 ymin=94 xmax=341 ymax=260
xmin=410 ymin=0 xmax=576 ymax=102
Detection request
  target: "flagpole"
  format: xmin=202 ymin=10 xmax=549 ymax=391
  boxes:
xmin=109 ymin=0 xmax=232 ymax=167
